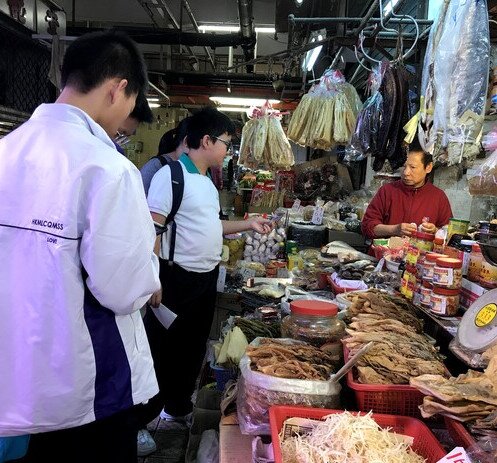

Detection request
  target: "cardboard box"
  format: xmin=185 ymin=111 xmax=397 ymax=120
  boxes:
xmin=460 ymin=278 xmax=488 ymax=311
xmin=219 ymin=415 xmax=253 ymax=463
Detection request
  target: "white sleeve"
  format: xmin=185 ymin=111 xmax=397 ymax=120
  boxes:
xmin=147 ymin=165 xmax=173 ymax=217
xmin=80 ymin=167 xmax=160 ymax=315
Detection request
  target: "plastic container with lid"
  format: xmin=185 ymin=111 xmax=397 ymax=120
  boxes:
xmin=459 ymin=239 xmax=476 ymax=276
xmin=416 ymin=231 xmax=435 ymax=253
xmin=281 ymin=300 xmax=346 ymax=356
xmin=467 ymin=243 xmax=483 ymax=282
xmin=447 ymin=218 xmax=470 ymax=242
xmin=430 ymin=286 xmax=460 ymax=317
xmin=421 ymin=253 xmax=448 ymax=282
xmin=433 ymin=257 xmax=463 ymax=289
xmin=479 ymin=260 xmax=497 ymax=289
xmin=420 ymin=280 xmax=433 ymax=308
xmin=433 ymin=237 xmax=445 ymax=254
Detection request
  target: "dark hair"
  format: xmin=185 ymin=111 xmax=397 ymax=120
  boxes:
xmin=408 ymin=137 xmax=433 ymax=168
xmin=186 ymin=108 xmax=235 ymax=150
xmin=157 ymin=117 xmax=191 ymax=155
xmin=130 ymin=92 xmax=153 ymax=123
xmin=61 ymin=30 xmax=147 ymax=96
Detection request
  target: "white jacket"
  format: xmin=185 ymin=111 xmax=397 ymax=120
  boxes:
xmin=0 ymin=104 xmax=160 ymax=436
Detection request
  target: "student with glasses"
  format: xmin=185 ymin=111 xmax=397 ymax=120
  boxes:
xmin=136 ymin=108 xmax=272 ymax=454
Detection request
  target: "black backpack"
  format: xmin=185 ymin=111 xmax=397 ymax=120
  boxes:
xmin=151 ymin=155 xmax=184 ymax=265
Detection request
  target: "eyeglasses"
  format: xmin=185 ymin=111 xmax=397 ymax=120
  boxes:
xmin=211 ymin=136 xmax=232 ymax=152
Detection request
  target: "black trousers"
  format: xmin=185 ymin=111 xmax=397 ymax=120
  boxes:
xmin=18 ymin=406 xmax=138 ymax=463
xmin=142 ymin=260 xmax=219 ymax=419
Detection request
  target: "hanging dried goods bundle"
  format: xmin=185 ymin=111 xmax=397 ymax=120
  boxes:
xmin=345 ymin=61 xmax=410 ymax=172
xmin=418 ymin=0 xmax=490 ymax=166
xmin=287 ymin=70 xmax=362 ymax=151
xmin=239 ymin=103 xmax=295 ymax=170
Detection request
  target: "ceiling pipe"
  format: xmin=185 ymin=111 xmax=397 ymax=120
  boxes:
xmin=287 ymin=16 xmax=433 ymax=26
xmin=237 ymin=0 xmax=256 ymax=73
xmin=66 ymin=26 xmax=251 ymax=47
xmin=182 ymin=0 xmax=215 ymax=70
xmin=136 ymin=0 xmax=199 ymax=69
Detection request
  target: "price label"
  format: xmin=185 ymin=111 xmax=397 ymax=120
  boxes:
xmin=475 ymin=303 xmax=497 ymax=328
xmin=436 ymin=447 xmax=471 ymax=463
xmin=291 ymin=199 xmax=301 ymax=212
xmin=311 ymin=206 xmax=324 ymax=225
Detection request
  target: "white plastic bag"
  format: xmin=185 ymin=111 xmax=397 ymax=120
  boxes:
xmin=236 ymin=338 xmax=341 ymax=435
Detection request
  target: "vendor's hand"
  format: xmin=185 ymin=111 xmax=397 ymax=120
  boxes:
xmin=249 ymin=216 xmax=273 ymax=234
xmin=420 ymin=221 xmax=437 ymax=234
xmin=148 ymin=287 xmax=162 ymax=308
xmin=396 ymin=223 xmax=417 ymax=237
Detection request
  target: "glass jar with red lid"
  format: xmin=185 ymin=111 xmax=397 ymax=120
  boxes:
xmin=281 ymin=300 xmax=346 ymax=356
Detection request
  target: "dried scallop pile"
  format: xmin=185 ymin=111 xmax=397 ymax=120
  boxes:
xmin=288 ymin=70 xmax=362 ymax=151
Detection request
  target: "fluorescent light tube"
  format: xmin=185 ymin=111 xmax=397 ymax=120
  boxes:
xmin=199 ymin=25 xmax=275 ymax=33
xmin=209 ymin=96 xmax=280 ymax=106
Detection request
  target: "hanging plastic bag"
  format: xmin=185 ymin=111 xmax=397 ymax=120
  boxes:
xmin=467 ymin=150 xmax=497 ymax=197
xmin=344 ymin=65 xmax=385 ymax=163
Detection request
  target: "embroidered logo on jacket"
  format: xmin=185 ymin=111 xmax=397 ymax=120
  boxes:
xmin=31 ymin=219 xmax=64 ymax=231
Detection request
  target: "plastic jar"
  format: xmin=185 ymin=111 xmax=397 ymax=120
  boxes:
xmin=416 ymin=231 xmax=435 ymax=253
xmin=433 ymin=257 xmax=462 ymax=289
xmin=433 ymin=237 xmax=445 ymax=254
xmin=467 ymin=243 xmax=483 ymax=282
xmin=422 ymin=253 xmax=448 ymax=282
xmin=420 ymin=280 xmax=433 ymax=308
xmin=281 ymin=300 xmax=346 ymax=356
xmin=430 ymin=286 xmax=460 ymax=317
xmin=479 ymin=260 xmax=497 ymax=289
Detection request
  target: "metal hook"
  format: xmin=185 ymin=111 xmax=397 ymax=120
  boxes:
xmin=354 ymin=44 xmax=373 ymax=72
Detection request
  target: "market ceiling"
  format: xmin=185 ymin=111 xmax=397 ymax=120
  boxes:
xmin=5 ymin=0 xmax=497 ymax=111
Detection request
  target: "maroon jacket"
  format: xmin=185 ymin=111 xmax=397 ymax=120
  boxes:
xmin=361 ymin=180 xmax=453 ymax=239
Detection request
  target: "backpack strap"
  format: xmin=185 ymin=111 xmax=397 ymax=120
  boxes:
xmin=163 ymin=160 xmax=184 ymax=265
xmin=154 ymin=154 xmax=169 ymax=167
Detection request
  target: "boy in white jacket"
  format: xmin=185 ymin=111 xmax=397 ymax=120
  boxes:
xmin=0 ymin=30 xmax=160 ymax=463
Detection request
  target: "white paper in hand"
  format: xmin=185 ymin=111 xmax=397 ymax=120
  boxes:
xmin=151 ymin=303 xmax=177 ymax=329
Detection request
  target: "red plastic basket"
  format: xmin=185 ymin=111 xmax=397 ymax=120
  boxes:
xmin=326 ymin=275 xmax=357 ymax=294
xmin=347 ymin=369 xmax=426 ymax=418
xmin=344 ymin=347 xmax=426 ymax=418
xmin=270 ymin=405 xmax=447 ymax=463
xmin=444 ymin=416 xmax=476 ymax=449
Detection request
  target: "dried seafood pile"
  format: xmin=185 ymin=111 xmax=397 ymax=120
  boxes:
xmin=288 ymin=70 xmax=362 ymax=150
xmin=343 ymin=290 xmax=445 ymax=384
xmin=239 ymin=104 xmax=294 ymax=170
xmin=411 ymin=355 xmax=497 ymax=440
xmin=294 ymin=162 xmax=350 ymax=201
xmin=246 ymin=338 xmax=337 ymax=380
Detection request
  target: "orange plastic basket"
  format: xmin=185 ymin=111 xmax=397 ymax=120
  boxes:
xmin=270 ymin=405 xmax=447 ymax=463
xmin=444 ymin=416 xmax=476 ymax=449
